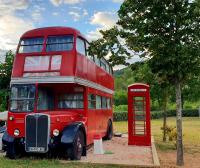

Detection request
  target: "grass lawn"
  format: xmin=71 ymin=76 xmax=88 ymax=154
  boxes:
xmin=114 ymin=117 xmax=200 ymax=153
xmin=0 ymin=117 xmax=199 ymax=167
xmin=0 ymin=157 xmax=121 ymax=168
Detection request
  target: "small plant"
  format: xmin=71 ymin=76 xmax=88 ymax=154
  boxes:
xmin=161 ymin=125 xmax=177 ymax=148
xmin=104 ymin=150 xmax=114 ymax=154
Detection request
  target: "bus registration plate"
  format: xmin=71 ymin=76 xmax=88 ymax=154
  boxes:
xmin=28 ymin=147 xmax=45 ymax=152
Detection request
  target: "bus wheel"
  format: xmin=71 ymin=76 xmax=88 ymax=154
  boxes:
xmin=6 ymin=143 xmax=21 ymax=159
xmin=68 ymin=130 xmax=84 ymax=160
xmin=104 ymin=120 xmax=113 ymax=140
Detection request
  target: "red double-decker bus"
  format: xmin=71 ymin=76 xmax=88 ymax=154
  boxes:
xmin=2 ymin=27 xmax=114 ymax=160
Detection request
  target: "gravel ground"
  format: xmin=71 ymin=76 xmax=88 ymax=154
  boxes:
xmin=80 ymin=136 xmax=154 ymax=166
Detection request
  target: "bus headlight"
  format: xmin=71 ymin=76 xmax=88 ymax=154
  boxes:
xmin=53 ymin=129 xmax=59 ymax=136
xmin=14 ymin=129 xmax=20 ymax=136
xmin=9 ymin=116 xmax=14 ymax=121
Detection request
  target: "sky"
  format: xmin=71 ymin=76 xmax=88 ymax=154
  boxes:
xmin=0 ymin=0 xmax=123 ymax=63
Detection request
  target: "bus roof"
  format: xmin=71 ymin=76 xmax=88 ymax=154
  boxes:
xmin=21 ymin=26 xmax=85 ymax=39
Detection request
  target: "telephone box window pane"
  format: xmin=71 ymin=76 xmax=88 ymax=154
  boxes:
xmin=51 ymin=55 xmax=62 ymax=70
xmin=133 ymin=96 xmax=146 ymax=136
xmin=24 ymin=56 xmax=50 ymax=71
xmin=134 ymin=120 xmax=146 ymax=136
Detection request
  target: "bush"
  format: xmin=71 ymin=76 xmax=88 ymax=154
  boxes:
xmin=114 ymin=105 xmax=127 ymax=112
xmin=0 ymin=89 xmax=9 ymax=112
xmin=113 ymin=109 xmax=199 ymax=121
xmin=113 ymin=111 xmax=127 ymax=121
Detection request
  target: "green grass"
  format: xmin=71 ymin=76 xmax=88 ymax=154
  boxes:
xmin=0 ymin=157 xmax=122 ymax=168
xmin=114 ymin=117 xmax=200 ymax=153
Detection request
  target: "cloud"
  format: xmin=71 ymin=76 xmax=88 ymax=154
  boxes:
xmin=112 ymin=0 xmax=124 ymax=3
xmin=86 ymin=29 xmax=102 ymax=41
xmin=0 ymin=50 xmax=7 ymax=63
xmin=32 ymin=12 xmax=42 ymax=22
xmin=50 ymin=0 xmax=84 ymax=6
xmin=69 ymin=11 xmax=81 ymax=21
xmin=87 ymin=11 xmax=118 ymax=41
xmin=49 ymin=0 xmax=62 ymax=6
xmin=0 ymin=0 xmax=34 ymax=53
xmin=0 ymin=15 xmax=34 ymax=50
xmin=0 ymin=0 xmax=29 ymax=16
xmin=52 ymin=12 xmax=59 ymax=16
xmin=90 ymin=11 xmax=118 ymax=28
xmin=83 ymin=9 xmax=88 ymax=16
xmin=63 ymin=0 xmax=84 ymax=4
xmin=68 ymin=8 xmax=88 ymax=22
xmin=31 ymin=4 xmax=46 ymax=22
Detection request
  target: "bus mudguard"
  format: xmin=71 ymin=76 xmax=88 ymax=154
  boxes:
xmin=61 ymin=122 xmax=86 ymax=145
xmin=2 ymin=131 xmax=15 ymax=145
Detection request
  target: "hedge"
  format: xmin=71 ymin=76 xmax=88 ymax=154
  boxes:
xmin=113 ymin=109 xmax=199 ymax=121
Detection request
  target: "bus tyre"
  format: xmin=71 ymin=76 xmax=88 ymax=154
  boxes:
xmin=68 ymin=130 xmax=84 ymax=160
xmin=6 ymin=144 xmax=21 ymax=159
xmin=104 ymin=120 xmax=113 ymax=140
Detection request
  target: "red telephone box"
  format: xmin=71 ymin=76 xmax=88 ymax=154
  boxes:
xmin=128 ymin=83 xmax=151 ymax=146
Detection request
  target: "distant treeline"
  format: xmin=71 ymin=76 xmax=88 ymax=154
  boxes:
xmin=114 ymin=64 xmax=200 ymax=111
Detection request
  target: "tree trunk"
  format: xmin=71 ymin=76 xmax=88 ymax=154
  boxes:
xmin=175 ymin=80 xmax=184 ymax=166
xmin=162 ymin=90 xmax=168 ymax=142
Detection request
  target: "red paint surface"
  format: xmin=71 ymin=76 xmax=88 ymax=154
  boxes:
xmin=128 ymin=83 xmax=151 ymax=146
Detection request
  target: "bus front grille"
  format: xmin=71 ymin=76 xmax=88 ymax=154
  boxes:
xmin=25 ymin=114 xmax=49 ymax=153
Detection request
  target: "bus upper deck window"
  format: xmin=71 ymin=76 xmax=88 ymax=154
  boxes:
xmin=19 ymin=37 xmax=44 ymax=53
xmin=46 ymin=35 xmax=74 ymax=52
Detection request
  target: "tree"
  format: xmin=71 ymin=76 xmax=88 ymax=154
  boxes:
xmin=131 ymin=62 xmax=172 ymax=142
xmin=0 ymin=50 xmax=14 ymax=111
xmin=89 ymin=0 xmax=200 ymax=166
xmin=0 ymin=50 xmax=14 ymax=89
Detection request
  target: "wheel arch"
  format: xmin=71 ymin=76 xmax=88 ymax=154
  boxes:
xmin=61 ymin=122 xmax=86 ymax=156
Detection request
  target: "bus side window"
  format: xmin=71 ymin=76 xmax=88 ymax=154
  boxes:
xmin=109 ymin=66 xmax=113 ymax=75
xmin=94 ymin=55 xmax=101 ymax=66
xmin=76 ymin=37 xmax=86 ymax=56
xmin=96 ymin=95 xmax=101 ymax=109
xmin=88 ymin=94 xmax=96 ymax=109
xmin=107 ymin=98 xmax=111 ymax=109
xmin=101 ymin=97 xmax=107 ymax=109
xmin=86 ymin=42 xmax=94 ymax=62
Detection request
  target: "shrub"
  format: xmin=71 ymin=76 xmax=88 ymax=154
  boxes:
xmin=0 ymin=89 xmax=9 ymax=112
xmin=114 ymin=105 xmax=128 ymax=112
xmin=161 ymin=125 xmax=177 ymax=148
xmin=113 ymin=112 xmax=127 ymax=121
xmin=113 ymin=109 xmax=199 ymax=121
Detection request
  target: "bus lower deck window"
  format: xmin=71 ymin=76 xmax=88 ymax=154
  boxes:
xmin=58 ymin=93 xmax=83 ymax=109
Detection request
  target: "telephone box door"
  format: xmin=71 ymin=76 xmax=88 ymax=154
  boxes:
xmin=128 ymin=83 xmax=151 ymax=146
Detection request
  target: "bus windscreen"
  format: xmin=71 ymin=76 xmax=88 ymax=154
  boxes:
xmin=19 ymin=37 xmax=44 ymax=53
xmin=46 ymin=35 xmax=74 ymax=52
